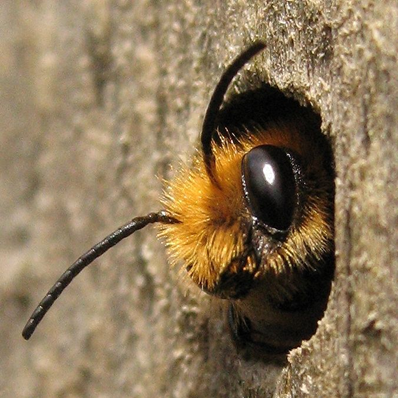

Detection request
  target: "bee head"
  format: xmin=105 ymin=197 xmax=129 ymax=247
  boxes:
xmin=160 ymin=116 xmax=334 ymax=301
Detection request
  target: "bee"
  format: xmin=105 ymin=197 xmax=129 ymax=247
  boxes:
xmin=22 ymin=42 xmax=334 ymax=355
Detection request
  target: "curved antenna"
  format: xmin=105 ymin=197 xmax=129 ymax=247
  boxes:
xmin=201 ymin=41 xmax=266 ymax=184
xmin=22 ymin=211 xmax=178 ymax=340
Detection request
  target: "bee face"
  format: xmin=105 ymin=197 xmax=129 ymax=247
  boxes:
xmin=23 ymin=42 xmax=334 ymax=356
xmin=160 ymin=114 xmax=334 ymax=292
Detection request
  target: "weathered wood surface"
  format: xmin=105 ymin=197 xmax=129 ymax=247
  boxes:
xmin=0 ymin=0 xmax=396 ymax=396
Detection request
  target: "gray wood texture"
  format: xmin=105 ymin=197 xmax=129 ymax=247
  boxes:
xmin=0 ymin=0 xmax=396 ymax=397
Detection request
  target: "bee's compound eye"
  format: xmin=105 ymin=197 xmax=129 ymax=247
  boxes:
xmin=242 ymin=145 xmax=296 ymax=231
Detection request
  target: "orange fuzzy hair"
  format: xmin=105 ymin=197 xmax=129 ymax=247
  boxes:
xmin=159 ymin=121 xmax=333 ymax=294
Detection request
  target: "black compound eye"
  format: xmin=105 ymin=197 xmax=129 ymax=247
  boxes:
xmin=242 ymin=145 xmax=297 ymax=231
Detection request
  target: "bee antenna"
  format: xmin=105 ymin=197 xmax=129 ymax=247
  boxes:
xmin=201 ymin=41 xmax=266 ymax=184
xmin=22 ymin=211 xmax=179 ymax=340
